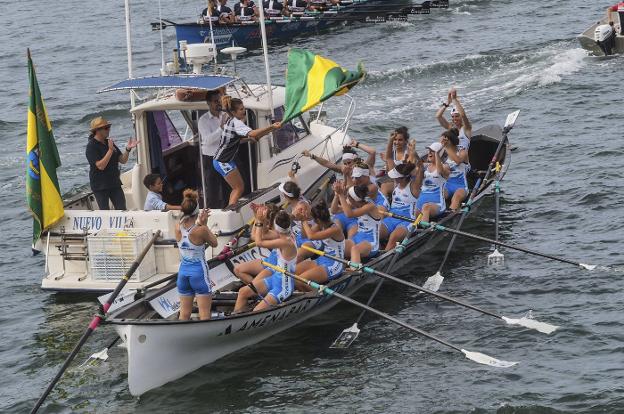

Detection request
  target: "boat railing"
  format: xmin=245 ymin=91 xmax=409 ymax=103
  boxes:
xmin=315 ymin=93 xmax=356 ymax=145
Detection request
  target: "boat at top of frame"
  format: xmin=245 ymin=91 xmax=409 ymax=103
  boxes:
xmin=154 ymin=0 xmax=450 ymax=51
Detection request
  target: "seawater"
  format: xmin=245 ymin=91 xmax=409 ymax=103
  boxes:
xmin=1 ymin=0 xmax=623 ymax=412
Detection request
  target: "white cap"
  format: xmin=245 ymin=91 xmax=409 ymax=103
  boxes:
xmin=450 ymin=107 xmax=459 ymax=116
xmin=351 ymin=166 xmax=370 ymax=178
xmin=427 ymin=142 xmax=445 ymax=156
xmin=387 ymin=168 xmax=406 ymax=179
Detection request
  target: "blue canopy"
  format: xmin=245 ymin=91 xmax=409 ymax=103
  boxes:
xmin=98 ymin=75 xmax=237 ymax=93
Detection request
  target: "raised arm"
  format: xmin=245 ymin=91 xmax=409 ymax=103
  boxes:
xmin=302 ymin=149 xmax=342 ymax=173
xmin=351 ymin=139 xmax=376 ymax=171
xmin=434 ymin=152 xmax=450 ymax=179
xmin=435 ymin=90 xmax=453 ymax=129
xmin=384 ymin=133 xmax=397 ymax=171
xmin=453 ymin=96 xmax=472 ymax=137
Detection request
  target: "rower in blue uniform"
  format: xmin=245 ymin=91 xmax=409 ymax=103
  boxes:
xmin=175 ymin=189 xmax=218 ymax=320
xmin=417 ymin=142 xmax=450 ymax=223
xmin=295 ymin=201 xmax=345 ymax=287
xmin=441 ymin=128 xmax=469 ymax=211
xmin=336 ymin=182 xmax=383 ymax=264
xmin=233 ymin=203 xmax=281 ymax=284
xmin=380 ymin=127 xmax=410 ymax=200
xmin=234 ymin=211 xmax=297 ymax=312
xmin=382 ymin=162 xmax=422 ymax=250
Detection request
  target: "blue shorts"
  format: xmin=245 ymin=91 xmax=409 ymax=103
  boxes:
xmin=177 ymin=261 xmax=211 ymax=296
xmin=212 ymin=159 xmax=237 ymax=177
xmin=446 ymin=175 xmax=468 ymax=198
xmin=333 ymin=212 xmax=357 ymax=232
xmin=317 ymin=256 xmax=343 ymax=280
xmin=353 ymin=231 xmax=379 ymax=255
xmin=383 ymin=216 xmax=410 ymax=234
xmin=263 ymin=270 xmax=294 ymax=303
xmin=295 ymin=235 xmax=324 ymax=250
xmin=417 ymin=190 xmax=446 ymax=215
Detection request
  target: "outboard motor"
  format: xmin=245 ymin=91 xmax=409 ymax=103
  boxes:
xmin=595 ymin=24 xmax=616 ymax=55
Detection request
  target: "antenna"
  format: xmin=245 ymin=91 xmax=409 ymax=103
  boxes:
xmin=221 ymin=46 xmax=247 ymax=75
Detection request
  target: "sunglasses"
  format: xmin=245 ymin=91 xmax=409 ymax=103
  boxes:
xmin=98 ymin=125 xmax=111 ymax=131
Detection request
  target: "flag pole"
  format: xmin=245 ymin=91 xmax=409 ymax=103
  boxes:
xmin=257 ymin=4 xmax=275 ymax=119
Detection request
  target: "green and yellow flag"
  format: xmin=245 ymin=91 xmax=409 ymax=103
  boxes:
xmin=282 ymin=49 xmax=365 ymax=123
xmin=26 ymin=49 xmax=64 ymax=247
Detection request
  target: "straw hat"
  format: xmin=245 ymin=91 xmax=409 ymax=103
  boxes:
xmin=89 ymin=116 xmax=111 ymax=131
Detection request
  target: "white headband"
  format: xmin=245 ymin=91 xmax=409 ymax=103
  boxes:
xmin=342 ymin=152 xmax=357 ymax=161
xmin=388 ymin=168 xmax=406 ymax=179
xmin=274 ymin=220 xmax=291 ymax=234
xmin=348 ymin=186 xmax=362 ymax=202
xmin=351 ymin=167 xmax=370 ymax=178
xmin=278 ymin=181 xmax=295 ymax=198
xmin=450 ymin=107 xmax=459 ymax=116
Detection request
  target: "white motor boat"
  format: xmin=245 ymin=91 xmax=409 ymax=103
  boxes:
xmin=577 ymin=7 xmax=624 ymax=55
xmin=40 ymin=68 xmax=356 ymax=293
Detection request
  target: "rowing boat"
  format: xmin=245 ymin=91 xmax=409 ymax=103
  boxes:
xmin=163 ymin=0 xmax=449 ymax=51
xmin=105 ymin=124 xmax=510 ymax=396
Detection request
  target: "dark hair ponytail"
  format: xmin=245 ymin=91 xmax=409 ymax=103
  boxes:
xmin=311 ymin=200 xmax=331 ymax=225
xmin=395 ymin=162 xmax=416 ymax=177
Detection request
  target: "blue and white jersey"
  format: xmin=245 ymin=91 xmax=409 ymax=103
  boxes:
xmin=179 ymin=223 xmax=206 ymax=264
xmin=390 ymin=183 xmax=419 ymax=219
xmin=322 ymin=229 xmax=345 ymax=259
xmin=458 ymin=127 xmax=470 ymax=151
xmin=421 ymin=166 xmax=446 ymax=194
xmin=355 ymin=202 xmax=381 ymax=252
xmin=446 ymin=153 xmax=468 ymax=179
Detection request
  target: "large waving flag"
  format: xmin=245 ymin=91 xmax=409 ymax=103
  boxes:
xmin=26 ymin=49 xmax=64 ymax=247
xmin=282 ymin=49 xmax=365 ymax=123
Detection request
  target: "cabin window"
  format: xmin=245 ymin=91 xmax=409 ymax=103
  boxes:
xmin=272 ymin=106 xmax=309 ymax=152
xmin=148 ymin=111 xmax=183 ymax=151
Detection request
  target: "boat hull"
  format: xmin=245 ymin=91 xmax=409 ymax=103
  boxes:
xmin=114 ymin=273 xmax=369 ymax=396
xmin=577 ymin=17 xmax=624 ymax=55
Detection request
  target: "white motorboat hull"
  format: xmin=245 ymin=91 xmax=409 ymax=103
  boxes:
xmin=113 ymin=273 xmax=369 ymax=396
xmin=577 ymin=16 xmax=624 ymax=55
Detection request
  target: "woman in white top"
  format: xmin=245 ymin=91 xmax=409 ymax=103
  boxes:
xmin=336 ymin=182 xmax=383 ymax=264
xmin=233 ymin=211 xmax=298 ymax=312
xmin=441 ymin=128 xmax=469 ymax=211
xmin=416 ymin=142 xmax=450 ymax=223
xmin=175 ymin=189 xmax=218 ymax=320
xmin=435 ymin=88 xmax=472 ymax=149
xmin=380 ymin=127 xmax=410 ymax=200
xmin=295 ymin=200 xmax=345 ymax=288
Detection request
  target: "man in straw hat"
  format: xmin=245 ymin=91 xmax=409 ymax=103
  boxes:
xmin=85 ymin=116 xmax=138 ymax=210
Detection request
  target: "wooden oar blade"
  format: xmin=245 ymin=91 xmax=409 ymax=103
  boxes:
xmin=422 ymin=271 xmax=444 ymax=292
xmin=461 ymin=349 xmax=518 ymax=368
xmin=330 ymin=323 xmax=360 ymax=349
xmin=501 ymin=316 xmax=559 ymax=334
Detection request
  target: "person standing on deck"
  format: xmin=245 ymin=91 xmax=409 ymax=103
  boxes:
xmin=85 ymin=116 xmax=138 ymax=210
xmin=198 ymin=90 xmax=228 ymax=207
xmin=436 ymin=88 xmax=472 ymax=151
xmin=176 ymin=189 xmax=218 ymax=320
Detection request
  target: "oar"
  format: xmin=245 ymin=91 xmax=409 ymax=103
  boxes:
xmin=382 ymin=211 xmax=600 ymax=270
xmin=422 ymin=178 xmax=482 ymax=292
xmin=487 ymin=171 xmax=504 ymax=265
xmin=78 ymin=336 xmax=120 ymax=368
xmin=262 ymin=261 xmax=518 ymax=368
xmin=302 ymin=246 xmax=559 ymax=334
xmin=31 ymin=230 xmax=162 ymax=414
xmin=330 ymin=232 xmax=413 ymax=349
